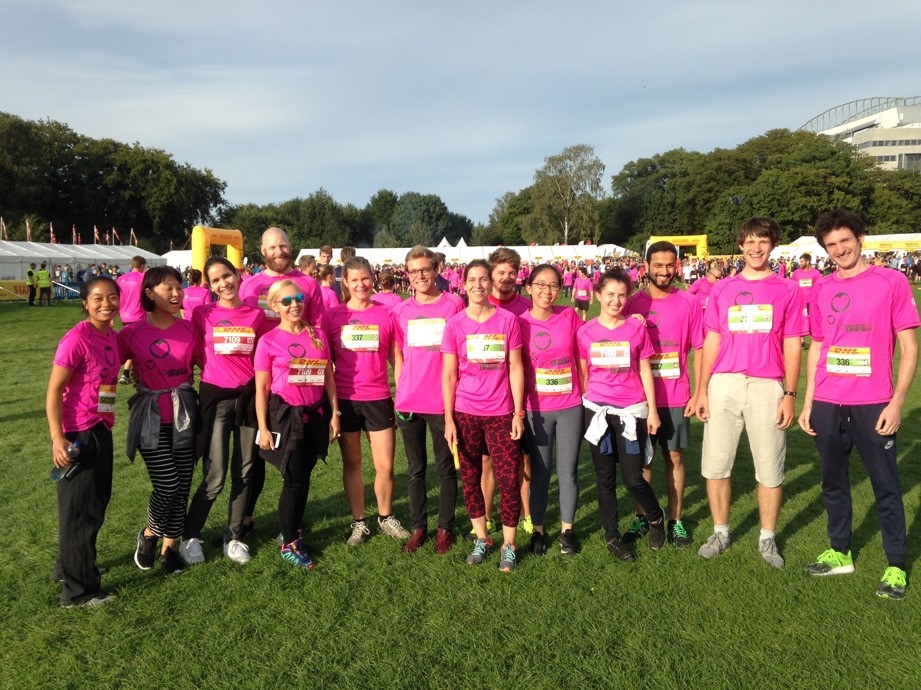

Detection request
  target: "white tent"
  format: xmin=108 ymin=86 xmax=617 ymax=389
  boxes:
xmin=770 ymin=236 xmax=828 ymax=261
xmin=0 ymin=241 xmax=164 ymax=281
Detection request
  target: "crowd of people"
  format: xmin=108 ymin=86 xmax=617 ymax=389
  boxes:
xmin=47 ymin=211 xmax=918 ymax=608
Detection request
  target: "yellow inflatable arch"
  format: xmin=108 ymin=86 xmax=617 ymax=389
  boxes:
xmin=191 ymin=226 xmax=245 ymax=272
xmin=647 ymin=234 xmax=708 ymax=258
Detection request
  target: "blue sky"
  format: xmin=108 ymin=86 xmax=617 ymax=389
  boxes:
xmin=2 ymin=1 xmax=919 ymax=224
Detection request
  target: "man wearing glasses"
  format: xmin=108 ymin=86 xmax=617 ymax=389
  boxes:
xmin=392 ymin=246 xmax=465 ymax=554
xmin=624 ymin=241 xmax=704 ymax=547
xmin=687 ymin=261 xmax=722 ymax=312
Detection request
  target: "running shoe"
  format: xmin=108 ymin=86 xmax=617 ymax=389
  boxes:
xmin=434 ymin=528 xmax=455 ymax=555
xmin=498 ymin=543 xmax=517 ymax=572
xmin=466 ymin=537 xmax=494 ymax=565
xmin=62 ymin=592 xmax=116 ymax=609
xmin=134 ymin=530 xmax=157 ymax=571
xmin=876 ymin=566 xmax=906 ymax=601
xmin=179 ymin=537 xmax=205 ymax=565
xmin=805 ymin=548 xmax=854 ymax=576
xmin=606 ymin=536 xmax=636 ymax=562
xmin=648 ymin=518 xmax=666 ymax=550
xmin=159 ymin=546 xmax=184 ymax=575
xmin=118 ymin=372 xmax=132 ymax=385
xmin=518 ymin=515 xmax=534 ymax=535
xmin=698 ymin=532 xmax=730 ymax=559
xmin=403 ymin=528 xmax=428 ymax=554
xmin=528 ymin=532 xmax=547 ymax=556
xmin=378 ymin=515 xmax=410 ymax=540
xmin=223 ymin=539 xmax=251 ymax=565
xmin=558 ymin=529 xmax=579 ymax=555
xmin=281 ymin=539 xmax=315 ymax=570
xmin=759 ymin=537 xmax=785 ymax=569
xmin=346 ymin=520 xmax=371 ymax=546
xmin=668 ymin=519 xmax=692 ymax=547
xmin=621 ymin=515 xmax=649 ymax=545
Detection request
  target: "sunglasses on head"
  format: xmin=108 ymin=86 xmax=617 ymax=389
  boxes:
xmin=279 ymin=293 xmax=304 ymax=306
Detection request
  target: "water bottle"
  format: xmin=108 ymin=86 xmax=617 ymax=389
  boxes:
xmin=50 ymin=441 xmax=82 ymax=482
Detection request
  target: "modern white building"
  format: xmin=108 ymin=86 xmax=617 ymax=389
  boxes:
xmin=801 ymin=96 xmax=921 ymax=172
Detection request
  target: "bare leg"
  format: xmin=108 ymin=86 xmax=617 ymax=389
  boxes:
xmin=340 ymin=432 xmax=366 ymax=519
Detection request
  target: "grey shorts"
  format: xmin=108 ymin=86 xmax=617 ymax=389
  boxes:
xmin=654 ymin=406 xmax=690 ymax=452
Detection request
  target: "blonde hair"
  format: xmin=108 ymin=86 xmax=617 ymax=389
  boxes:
xmin=266 ymin=279 xmax=323 ymax=350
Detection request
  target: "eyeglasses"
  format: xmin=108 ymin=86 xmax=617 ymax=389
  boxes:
xmin=531 ymin=282 xmax=560 ymax=292
xmin=408 ymin=268 xmax=434 ymax=278
xmin=279 ymin=293 xmax=304 ymax=307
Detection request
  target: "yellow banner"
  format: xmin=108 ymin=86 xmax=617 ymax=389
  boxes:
xmin=0 ymin=280 xmax=29 ymax=302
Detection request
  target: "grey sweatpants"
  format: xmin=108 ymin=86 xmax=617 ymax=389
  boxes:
xmin=523 ymin=404 xmax=583 ymax=526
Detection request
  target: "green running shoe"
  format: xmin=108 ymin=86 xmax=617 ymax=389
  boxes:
xmin=621 ymin=515 xmax=649 ymax=545
xmin=876 ymin=566 xmax=906 ymax=601
xmin=668 ymin=519 xmax=692 ymax=547
xmin=805 ymin=548 xmax=854 ymax=576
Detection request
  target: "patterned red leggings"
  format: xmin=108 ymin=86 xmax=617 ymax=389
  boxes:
xmin=454 ymin=411 xmax=522 ymax=527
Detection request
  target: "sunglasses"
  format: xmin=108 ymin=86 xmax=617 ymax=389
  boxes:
xmin=279 ymin=293 xmax=304 ymax=307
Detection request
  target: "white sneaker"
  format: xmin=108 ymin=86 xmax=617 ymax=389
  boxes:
xmin=179 ymin=537 xmax=205 ymax=565
xmin=223 ymin=539 xmax=251 ymax=565
xmin=346 ymin=520 xmax=371 ymax=546
xmin=378 ymin=515 xmax=410 ymax=540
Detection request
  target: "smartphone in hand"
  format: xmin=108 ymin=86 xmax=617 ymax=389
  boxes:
xmin=255 ymin=430 xmax=281 ymax=450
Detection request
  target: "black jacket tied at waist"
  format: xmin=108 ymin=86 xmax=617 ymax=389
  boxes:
xmin=260 ymin=393 xmax=331 ymax=473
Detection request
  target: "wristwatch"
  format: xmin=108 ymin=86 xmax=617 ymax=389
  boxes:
xmin=783 ymin=391 xmax=797 ymax=398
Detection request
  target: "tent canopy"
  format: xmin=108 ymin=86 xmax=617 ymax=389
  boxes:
xmin=0 ymin=241 xmax=164 ymax=280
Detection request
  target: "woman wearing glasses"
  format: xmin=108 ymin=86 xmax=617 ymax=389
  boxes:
xmin=442 ymin=259 xmax=525 ymax=572
xmin=519 ymin=265 xmax=584 ymax=556
xmin=323 ymin=256 xmax=409 ymax=546
xmin=254 ymin=280 xmax=339 ymax=569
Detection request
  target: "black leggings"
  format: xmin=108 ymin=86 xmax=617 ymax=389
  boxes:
xmin=264 ymin=433 xmax=319 ymax=544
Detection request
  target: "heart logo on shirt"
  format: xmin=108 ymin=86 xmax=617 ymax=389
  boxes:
xmin=149 ymin=339 xmax=170 ymax=359
xmin=288 ymin=343 xmax=306 ymax=358
xmin=830 ymin=292 xmax=850 ymax=313
xmin=733 ymin=291 xmax=754 ymax=305
xmin=103 ymin=345 xmax=116 ymax=366
xmin=533 ymin=331 xmax=551 ymax=351
xmin=217 ymin=319 xmax=233 ymax=327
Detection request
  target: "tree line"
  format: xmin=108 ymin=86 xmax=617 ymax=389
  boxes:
xmin=3 ymin=110 xmax=920 ymax=257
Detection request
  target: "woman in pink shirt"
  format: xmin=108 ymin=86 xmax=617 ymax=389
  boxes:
xmin=181 ymin=268 xmax=211 ymax=318
xmin=370 ymin=270 xmax=403 ymax=312
xmin=576 ymin=269 xmax=664 ymax=562
xmin=317 ymin=265 xmax=340 ymax=311
xmin=323 ymin=256 xmax=409 ymax=546
xmin=442 ymin=259 xmax=525 ymax=572
xmin=520 ymin=265 xmax=584 ymax=556
xmin=119 ymin=266 xmax=200 ymax=574
xmin=182 ymin=257 xmax=268 ymax=567
xmin=255 ymin=280 xmax=339 ymax=569
xmin=572 ymin=267 xmax=594 ymax=321
xmin=47 ymin=275 xmax=121 ymax=607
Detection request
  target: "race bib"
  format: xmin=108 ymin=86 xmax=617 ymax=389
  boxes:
xmin=826 ymin=346 xmax=871 ymax=377
xmin=466 ymin=333 xmax=506 ymax=363
xmin=575 ymin=289 xmax=588 ymax=299
xmin=650 ymin=352 xmax=680 ymax=379
xmin=590 ymin=341 xmax=630 ymax=369
xmin=288 ymin=358 xmax=327 ymax=386
xmin=728 ymin=304 xmax=773 ymax=333
xmin=342 ymin=324 xmax=380 ymax=352
xmin=535 ymin=366 xmax=572 ymax=396
xmin=798 ymin=278 xmax=813 ymax=288
xmin=407 ymin=318 xmax=446 ymax=348
xmin=213 ymin=326 xmax=256 ymax=355
xmin=97 ymin=384 xmax=117 ymax=413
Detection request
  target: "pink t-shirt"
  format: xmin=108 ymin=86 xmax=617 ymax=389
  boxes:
xmin=393 ymin=292 xmax=465 ymax=414
xmin=791 ymin=267 xmax=823 ymax=309
xmin=625 ymin=289 xmax=704 ymax=407
xmin=322 ymin=303 xmax=394 ymax=401
xmin=577 ymin=317 xmax=655 ymax=407
xmin=320 ymin=285 xmax=339 ymax=311
xmin=705 ymin=273 xmax=807 ymax=380
xmin=687 ymin=277 xmax=714 ymax=311
xmin=371 ymin=292 xmax=403 ymax=312
xmin=238 ymin=269 xmax=324 ymax=329
xmin=810 ymin=266 xmax=920 ymax=405
xmin=181 ymin=286 xmax=211 ymax=319
xmin=563 ymin=271 xmax=575 ymax=288
xmin=116 ymin=270 xmax=145 ymax=324
xmin=519 ymin=306 xmax=582 ymax=411
xmin=254 ymin=326 xmax=331 ymax=408
xmin=118 ymin=318 xmax=199 ymax=422
xmin=573 ymin=277 xmax=593 ymax=301
xmin=488 ymin=293 xmax=531 ymax=316
xmin=53 ymin=321 xmax=120 ymax=432
xmin=193 ymin=303 xmax=269 ymax=388
xmin=442 ymin=307 xmax=523 ymax=416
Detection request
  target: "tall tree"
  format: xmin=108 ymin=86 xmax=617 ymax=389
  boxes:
xmin=532 ymin=144 xmax=606 ymax=244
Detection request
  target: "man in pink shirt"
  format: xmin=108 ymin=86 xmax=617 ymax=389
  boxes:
xmin=687 ymin=262 xmax=722 ymax=312
xmin=393 ymin=246 xmax=464 ymax=554
xmin=695 ymin=218 xmax=807 ymax=568
xmin=790 ymin=253 xmax=823 ymax=349
xmin=798 ymin=210 xmax=919 ymax=600
xmin=238 ymin=227 xmax=324 ymax=329
xmin=624 ymin=241 xmax=704 ymax=547
xmin=115 ymin=255 xmax=147 ymax=384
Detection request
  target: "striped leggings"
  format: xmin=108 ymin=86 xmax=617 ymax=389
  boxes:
xmin=139 ymin=425 xmax=196 ymax=539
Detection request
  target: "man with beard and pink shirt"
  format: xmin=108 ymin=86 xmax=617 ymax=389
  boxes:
xmin=392 ymin=245 xmax=465 ymax=554
xmin=799 ymin=210 xmax=919 ymax=601
xmin=695 ymin=217 xmax=807 ymax=569
xmin=624 ymin=241 xmax=704 ymax=548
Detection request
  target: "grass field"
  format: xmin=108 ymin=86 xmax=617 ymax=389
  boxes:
xmin=2 ymin=295 xmax=921 ymax=689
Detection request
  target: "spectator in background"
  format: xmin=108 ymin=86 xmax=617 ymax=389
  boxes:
xmin=116 ymin=256 xmax=148 ymax=384
xmin=181 ymin=269 xmax=211 ymax=318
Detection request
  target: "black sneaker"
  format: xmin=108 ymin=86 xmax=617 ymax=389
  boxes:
xmin=134 ymin=530 xmax=158 ymax=571
xmin=668 ymin=519 xmax=693 ymax=547
xmin=528 ymin=532 xmax=547 ymax=556
xmin=159 ymin=546 xmax=185 ymax=575
xmin=606 ymin=536 xmax=636 ymax=562
xmin=648 ymin=518 xmax=666 ymax=550
xmin=621 ymin=515 xmax=649 ymax=545
xmin=558 ymin=529 xmax=579 ymax=555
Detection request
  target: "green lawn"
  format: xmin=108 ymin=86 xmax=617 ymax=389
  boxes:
xmin=2 ymin=295 xmax=921 ymax=689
